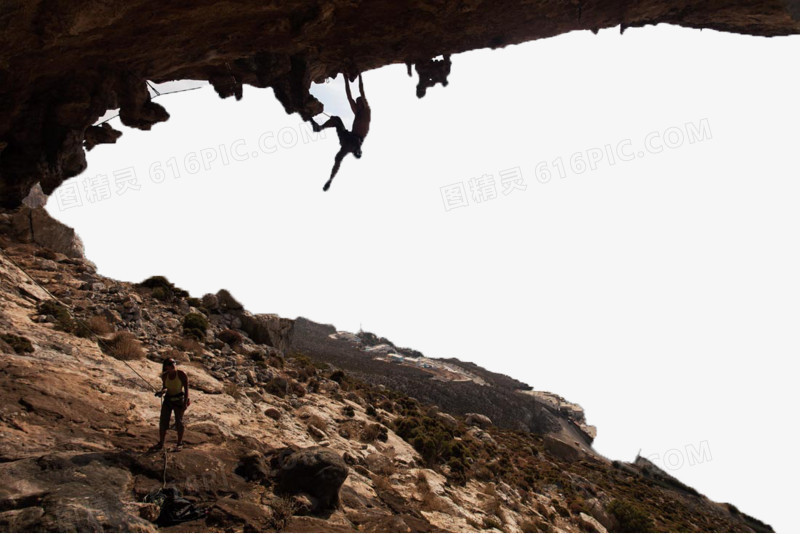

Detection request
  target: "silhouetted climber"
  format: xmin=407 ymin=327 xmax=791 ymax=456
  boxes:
xmin=311 ymin=74 xmax=371 ymax=191
xmin=408 ymin=55 xmax=452 ymax=98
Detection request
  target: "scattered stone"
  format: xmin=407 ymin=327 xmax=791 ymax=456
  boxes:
xmin=307 ymin=424 xmax=327 ymax=441
xmin=202 ymin=293 xmax=219 ymax=310
xmin=579 ymin=512 xmax=608 ymax=533
xmin=101 ymin=308 xmax=123 ymax=324
xmin=291 ymin=493 xmax=314 ymax=516
xmin=465 ymin=413 xmax=492 ymax=429
xmin=35 ymin=258 xmax=59 ymax=271
xmin=436 ymin=412 xmax=458 ymax=428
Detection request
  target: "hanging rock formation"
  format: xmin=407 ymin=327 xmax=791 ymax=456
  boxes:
xmin=1 ymin=0 xmax=799 ymax=208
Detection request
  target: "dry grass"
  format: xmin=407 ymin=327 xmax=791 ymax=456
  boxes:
xmin=87 ymin=315 xmax=114 ymax=335
xmin=267 ymin=496 xmax=297 ymax=532
xmin=103 ymin=332 xmax=145 ymax=360
xmin=360 ymin=422 xmax=387 ymax=443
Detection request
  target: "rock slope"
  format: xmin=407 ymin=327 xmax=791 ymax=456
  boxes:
xmin=0 ymin=209 xmax=774 ymax=532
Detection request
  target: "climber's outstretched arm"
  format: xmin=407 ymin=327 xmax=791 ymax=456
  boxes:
xmin=345 ymin=76 xmax=357 ymax=113
xmin=358 ymin=73 xmax=365 ymax=100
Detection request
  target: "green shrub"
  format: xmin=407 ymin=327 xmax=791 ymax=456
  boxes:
xmin=447 ymin=458 xmax=467 ymax=485
xmin=73 ymin=321 xmax=93 ymax=338
xmin=361 ymin=423 xmax=388 ymax=443
xmin=139 ymin=275 xmax=172 ymax=290
xmin=1 ymin=333 xmax=34 ymax=354
xmin=183 ymin=328 xmax=205 ymax=341
xmin=139 ymin=276 xmax=190 ymax=300
xmin=330 ymin=369 xmax=346 ymax=383
xmin=182 ymin=313 xmax=208 ymax=340
xmin=265 ymin=377 xmax=288 ymax=398
xmin=607 ymin=499 xmax=654 ymax=532
xmin=151 ymin=286 xmax=169 ymax=301
xmin=394 ymin=415 xmax=463 ymax=468
xmin=38 ymin=300 xmax=74 ymax=332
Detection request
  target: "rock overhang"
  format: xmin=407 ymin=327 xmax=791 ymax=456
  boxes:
xmin=1 ymin=0 xmax=798 ymax=208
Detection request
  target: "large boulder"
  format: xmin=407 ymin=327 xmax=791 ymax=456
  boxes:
xmin=240 ymin=313 xmax=294 ymax=353
xmin=543 ymin=436 xmax=586 ymax=463
xmin=235 ymin=451 xmax=270 ymax=483
xmin=271 ymin=447 xmax=348 ymax=510
xmin=465 ymin=413 xmax=492 ymax=429
xmin=10 ymin=207 xmax=85 ymax=258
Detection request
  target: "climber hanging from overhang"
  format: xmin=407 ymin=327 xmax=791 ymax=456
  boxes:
xmin=311 ymin=73 xmax=371 ymax=191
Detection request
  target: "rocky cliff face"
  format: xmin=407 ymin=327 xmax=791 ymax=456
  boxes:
xmin=289 ymin=319 xmax=597 ymax=447
xmin=0 ymin=212 xmax=774 ymax=532
xmin=1 ymin=1 xmax=799 ymax=207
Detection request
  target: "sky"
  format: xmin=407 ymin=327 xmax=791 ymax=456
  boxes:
xmin=47 ymin=24 xmax=798 ymax=532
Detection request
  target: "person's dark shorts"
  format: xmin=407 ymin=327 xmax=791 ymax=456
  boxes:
xmin=160 ymin=396 xmax=185 ymax=433
xmin=337 ymin=129 xmax=363 ymax=152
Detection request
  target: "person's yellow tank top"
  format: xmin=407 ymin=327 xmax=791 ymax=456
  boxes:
xmin=164 ymin=373 xmax=183 ymax=396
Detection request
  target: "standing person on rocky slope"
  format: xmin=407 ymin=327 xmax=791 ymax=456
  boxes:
xmin=153 ymin=358 xmax=190 ymax=451
xmin=311 ymin=73 xmax=371 ymax=191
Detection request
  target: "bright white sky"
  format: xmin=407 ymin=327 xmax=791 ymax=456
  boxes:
xmin=48 ymin=24 xmax=797 ymax=532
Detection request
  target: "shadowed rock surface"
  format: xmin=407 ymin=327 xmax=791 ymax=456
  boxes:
xmin=1 ymin=1 xmax=799 ymax=207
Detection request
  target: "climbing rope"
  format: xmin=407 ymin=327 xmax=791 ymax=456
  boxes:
xmin=93 ymin=84 xmax=204 ymax=127
xmin=160 ymin=395 xmax=169 ymax=488
xmin=3 ymin=242 xmax=182 ymax=492
xmin=0 ymin=246 xmax=158 ymax=392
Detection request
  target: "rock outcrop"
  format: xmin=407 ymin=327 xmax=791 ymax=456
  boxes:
xmin=0 ymin=223 xmax=775 ymax=532
xmin=271 ymin=447 xmax=350 ymax=511
xmin=1 ymin=1 xmax=799 ymax=207
xmin=6 ymin=206 xmax=85 ymax=259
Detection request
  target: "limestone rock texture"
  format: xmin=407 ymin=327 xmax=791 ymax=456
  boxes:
xmin=1 ymin=0 xmax=799 ymax=207
xmin=0 ymin=218 xmax=777 ymax=532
